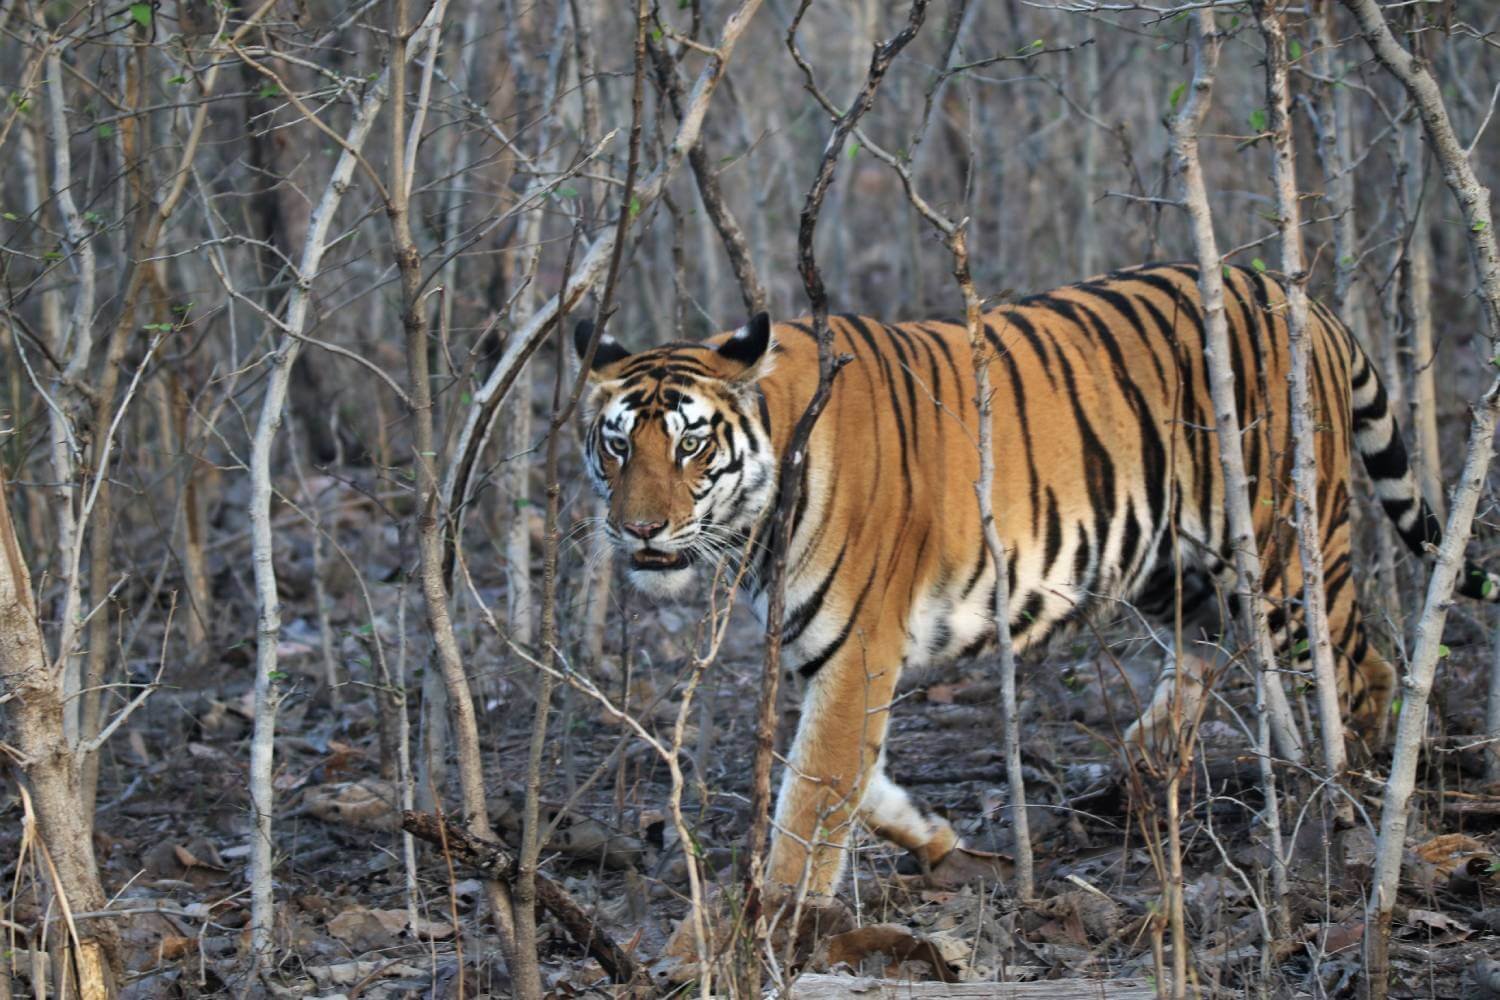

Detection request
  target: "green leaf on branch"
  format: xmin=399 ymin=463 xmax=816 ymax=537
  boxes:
xmin=129 ymin=2 xmax=152 ymax=29
xmin=1288 ymin=38 xmax=1303 ymax=61
xmin=1438 ymin=643 xmax=1451 ymax=658
xmin=1251 ymin=257 xmax=1268 ymax=273
xmin=1248 ymin=107 xmax=1268 ymax=132
xmin=1168 ymin=82 xmax=1187 ymax=113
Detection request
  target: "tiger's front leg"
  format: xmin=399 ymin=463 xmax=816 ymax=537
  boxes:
xmin=766 ymin=639 xmax=903 ymax=899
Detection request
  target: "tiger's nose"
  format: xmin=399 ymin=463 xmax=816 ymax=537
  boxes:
xmin=622 ymin=519 xmax=666 ymax=540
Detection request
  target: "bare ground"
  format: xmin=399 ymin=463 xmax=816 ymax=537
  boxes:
xmin=7 ymin=494 xmax=1500 ymax=998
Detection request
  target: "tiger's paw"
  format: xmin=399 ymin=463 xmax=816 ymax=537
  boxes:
xmin=921 ymin=843 xmax=1014 ymax=888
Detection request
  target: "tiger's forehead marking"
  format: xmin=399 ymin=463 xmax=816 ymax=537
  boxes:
xmin=598 ymin=347 xmax=724 ymax=436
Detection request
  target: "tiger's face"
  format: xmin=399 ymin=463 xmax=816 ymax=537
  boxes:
xmin=575 ymin=313 xmax=778 ymax=598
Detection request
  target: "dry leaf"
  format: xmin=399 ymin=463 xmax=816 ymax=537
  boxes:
xmin=143 ymin=839 xmax=232 ymax=888
xmin=1399 ymin=907 xmax=1472 ymax=946
xmin=819 ymin=924 xmax=959 ymax=983
xmin=158 ymin=935 xmax=197 ymax=961
xmin=1413 ymin=833 xmax=1488 ymax=876
xmin=304 ymin=778 xmax=400 ymax=831
xmin=411 ymin=917 xmax=455 ymax=941
xmin=327 ymin=906 xmax=409 ymax=951
xmin=305 ymin=959 xmax=421 ymax=988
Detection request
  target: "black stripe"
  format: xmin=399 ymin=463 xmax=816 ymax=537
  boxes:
xmin=987 ymin=320 xmax=1042 ymax=536
xmin=1042 ymin=487 xmax=1063 ymax=577
xmin=1066 ymin=298 xmax=1169 ymax=530
xmin=798 ymin=563 xmax=879 ymax=678
xmin=784 ymin=543 xmax=846 ymax=644
xmin=844 ymin=315 xmax=914 ymax=491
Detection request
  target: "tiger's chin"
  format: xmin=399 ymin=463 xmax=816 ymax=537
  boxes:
xmin=624 ymin=549 xmax=697 ymax=599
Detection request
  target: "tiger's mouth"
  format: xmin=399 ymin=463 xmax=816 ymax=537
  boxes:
xmin=629 ymin=548 xmax=692 ymax=572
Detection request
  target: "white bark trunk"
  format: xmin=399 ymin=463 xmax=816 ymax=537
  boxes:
xmin=244 ymin=34 xmax=421 ymax=962
xmin=1170 ymin=7 xmax=1295 ymax=945
xmin=1252 ymin=0 xmax=1350 ymax=812
xmin=1171 ymin=11 xmax=1304 ymax=767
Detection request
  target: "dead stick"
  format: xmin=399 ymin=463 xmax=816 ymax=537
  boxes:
xmin=400 ymin=810 xmax=641 ymax=986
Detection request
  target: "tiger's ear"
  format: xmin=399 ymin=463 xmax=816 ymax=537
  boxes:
xmin=717 ymin=312 xmax=774 ymax=383
xmin=574 ymin=318 xmax=631 ymax=373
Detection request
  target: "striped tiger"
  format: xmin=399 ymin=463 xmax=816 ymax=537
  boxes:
xmin=575 ymin=262 xmax=1500 ymax=899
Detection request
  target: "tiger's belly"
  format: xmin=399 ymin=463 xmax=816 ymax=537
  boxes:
xmin=904 ymin=578 xmax=997 ymax=671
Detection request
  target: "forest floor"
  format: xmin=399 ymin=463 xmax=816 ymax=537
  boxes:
xmin=8 ymin=510 xmax=1500 ymax=998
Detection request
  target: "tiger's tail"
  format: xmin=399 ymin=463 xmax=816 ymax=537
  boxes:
xmin=1348 ymin=338 xmax=1500 ymax=601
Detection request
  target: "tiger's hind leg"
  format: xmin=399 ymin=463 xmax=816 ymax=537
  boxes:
xmin=1121 ymin=566 xmax=1227 ymax=751
xmin=1285 ymin=560 xmax=1395 ymax=748
xmin=1121 ymin=643 xmax=1218 ymax=751
xmin=1335 ymin=616 xmax=1395 ymax=748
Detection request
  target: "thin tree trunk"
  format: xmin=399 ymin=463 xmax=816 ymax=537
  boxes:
xmin=1170 ymin=8 xmax=1295 ymax=948
xmin=244 ymin=48 xmax=408 ymax=971
xmin=1309 ymin=0 xmax=1403 ymax=630
xmin=386 ymin=0 xmax=528 ymax=989
xmin=1252 ymin=0 xmax=1351 ymax=818
xmin=1406 ymin=221 xmax=1443 ymax=516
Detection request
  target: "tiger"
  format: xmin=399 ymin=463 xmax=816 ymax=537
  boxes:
xmin=574 ymin=261 xmax=1500 ymax=900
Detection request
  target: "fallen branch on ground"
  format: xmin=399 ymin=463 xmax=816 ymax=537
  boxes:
xmin=399 ymin=809 xmax=641 ymax=986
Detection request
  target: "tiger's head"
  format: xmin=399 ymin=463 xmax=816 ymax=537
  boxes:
xmin=575 ymin=313 xmax=779 ymax=598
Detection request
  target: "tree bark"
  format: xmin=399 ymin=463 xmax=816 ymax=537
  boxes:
xmin=0 ymin=476 xmax=117 ymax=998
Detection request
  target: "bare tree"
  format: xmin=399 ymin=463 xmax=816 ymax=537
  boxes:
xmin=1170 ymin=7 xmax=1293 ymax=964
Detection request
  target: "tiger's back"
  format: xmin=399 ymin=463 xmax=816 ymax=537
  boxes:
xmin=764 ymin=264 xmax=1367 ymax=691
